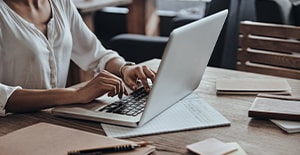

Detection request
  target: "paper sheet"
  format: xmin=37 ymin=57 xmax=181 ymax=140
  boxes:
xmin=186 ymin=138 xmax=238 ymax=155
xmin=102 ymin=93 xmax=230 ymax=138
xmin=227 ymin=143 xmax=247 ymax=155
xmin=271 ymin=119 xmax=300 ymax=133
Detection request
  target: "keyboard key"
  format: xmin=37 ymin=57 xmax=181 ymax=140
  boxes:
xmin=100 ymin=87 xmax=149 ymax=116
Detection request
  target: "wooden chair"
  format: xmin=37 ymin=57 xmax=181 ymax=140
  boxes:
xmin=237 ymin=21 xmax=300 ymax=80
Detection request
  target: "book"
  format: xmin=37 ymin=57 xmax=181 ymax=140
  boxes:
xmin=216 ymin=78 xmax=291 ymax=95
xmin=0 ymin=123 xmax=155 ymax=155
xmin=248 ymin=95 xmax=300 ymax=121
xmin=102 ymin=93 xmax=230 ymax=138
xmin=271 ymin=119 xmax=300 ymax=134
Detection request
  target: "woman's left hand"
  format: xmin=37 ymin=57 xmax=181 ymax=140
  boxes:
xmin=121 ymin=65 xmax=156 ymax=92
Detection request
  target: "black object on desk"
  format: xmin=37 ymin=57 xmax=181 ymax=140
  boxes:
xmin=68 ymin=141 xmax=152 ymax=155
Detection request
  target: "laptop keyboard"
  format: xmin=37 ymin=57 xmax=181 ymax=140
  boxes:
xmin=100 ymin=87 xmax=149 ymax=116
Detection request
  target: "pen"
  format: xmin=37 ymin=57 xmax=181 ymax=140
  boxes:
xmin=67 ymin=141 xmax=152 ymax=155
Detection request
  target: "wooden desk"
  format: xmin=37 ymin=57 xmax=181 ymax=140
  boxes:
xmin=1 ymin=59 xmax=300 ymax=155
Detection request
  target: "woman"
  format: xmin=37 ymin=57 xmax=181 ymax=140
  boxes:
xmin=0 ymin=0 xmax=155 ymax=115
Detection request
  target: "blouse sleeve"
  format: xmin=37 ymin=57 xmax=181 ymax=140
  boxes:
xmin=0 ymin=84 xmax=21 ymax=116
xmin=0 ymin=21 xmax=22 ymax=116
xmin=64 ymin=0 xmax=124 ymax=73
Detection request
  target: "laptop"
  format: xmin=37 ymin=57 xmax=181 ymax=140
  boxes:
xmin=52 ymin=10 xmax=228 ymax=127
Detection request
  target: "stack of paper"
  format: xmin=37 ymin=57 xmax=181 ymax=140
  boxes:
xmin=271 ymin=120 xmax=300 ymax=134
xmin=248 ymin=94 xmax=300 ymax=121
xmin=216 ymin=78 xmax=291 ymax=95
xmin=248 ymin=94 xmax=300 ymax=133
xmin=102 ymin=93 xmax=230 ymax=138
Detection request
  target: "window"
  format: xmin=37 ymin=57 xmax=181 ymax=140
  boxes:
xmin=156 ymin=0 xmax=210 ymax=16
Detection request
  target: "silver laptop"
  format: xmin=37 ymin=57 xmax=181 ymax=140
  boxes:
xmin=52 ymin=10 xmax=228 ymax=127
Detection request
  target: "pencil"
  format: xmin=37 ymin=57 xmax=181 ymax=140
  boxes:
xmin=67 ymin=141 xmax=152 ymax=155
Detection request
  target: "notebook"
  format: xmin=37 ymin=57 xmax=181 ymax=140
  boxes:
xmin=0 ymin=123 xmax=155 ymax=155
xmin=216 ymin=78 xmax=292 ymax=95
xmin=248 ymin=94 xmax=300 ymax=121
xmin=52 ymin=10 xmax=228 ymax=127
xmin=101 ymin=93 xmax=230 ymax=138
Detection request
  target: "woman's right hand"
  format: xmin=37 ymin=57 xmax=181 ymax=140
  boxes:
xmin=76 ymin=70 xmax=128 ymax=103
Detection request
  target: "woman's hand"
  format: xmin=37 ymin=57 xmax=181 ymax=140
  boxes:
xmin=121 ymin=65 xmax=156 ymax=92
xmin=76 ymin=70 xmax=128 ymax=103
xmin=6 ymin=70 xmax=129 ymax=112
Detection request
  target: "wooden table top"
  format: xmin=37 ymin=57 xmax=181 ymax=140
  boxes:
xmin=1 ymin=59 xmax=299 ymax=155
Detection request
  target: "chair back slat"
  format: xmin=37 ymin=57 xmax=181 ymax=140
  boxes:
xmin=238 ymin=48 xmax=300 ymax=69
xmin=238 ymin=21 xmax=300 ymax=80
xmin=239 ymin=35 xmax=300 ymax=54
xmin=240 ymin=21 xmax=300 ymax=39
xmin=236 ymin=62 xmax=300 ymax=80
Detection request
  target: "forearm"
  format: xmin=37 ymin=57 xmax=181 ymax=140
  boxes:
xmin=5 ymin=88 xmax=78 ymax=113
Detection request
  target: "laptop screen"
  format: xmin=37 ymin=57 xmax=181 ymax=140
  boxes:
xmin=139 ymin=10 xmax=228 ymax=126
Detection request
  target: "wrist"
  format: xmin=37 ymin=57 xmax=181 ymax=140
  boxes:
xmin=119 ymin=61 xmax=136 ymax=77
xmin=56 ymin=88 xmax=78 ymax=105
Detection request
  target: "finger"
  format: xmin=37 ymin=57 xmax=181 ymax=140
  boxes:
xmin=99 ymin=72 xmax=127 ymax=98
xmin=103 ymin=71 xmax=126 ymax=96
xmin=96 ymin=82 xmax=117 ymax=97
xmin=108 ymin=85 xmax=126 ymax=98
xmin=118 ymin=83 xmax=126 ymax=99
xmin=98 ymin=76 xmax=123 ymax=96
xmin=127 ymin=79 xmax=139 ymax=90
xmin=136 ymin=67 xmax=151 ymax=91
xmin=143 ymin=66 xmax=156 ymax=83
xmin=124 ymin=73 xmax=139 ymax=90
xmin=151 ymin=69 xmax=157 ymax=76
xmin=106 ymin=84 xmax=117 ymax=97
xmin=124 ymin=86 xmax=129 ymax=96
xmin=118 ymin=82 xmax=130 ymax=98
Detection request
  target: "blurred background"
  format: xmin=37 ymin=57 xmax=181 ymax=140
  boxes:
xmin=71 ymin=0 xmax=300 ymax=83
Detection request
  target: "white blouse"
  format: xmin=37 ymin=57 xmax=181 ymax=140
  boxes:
xmin=0 ymin=0 xmax=123 ymax=116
